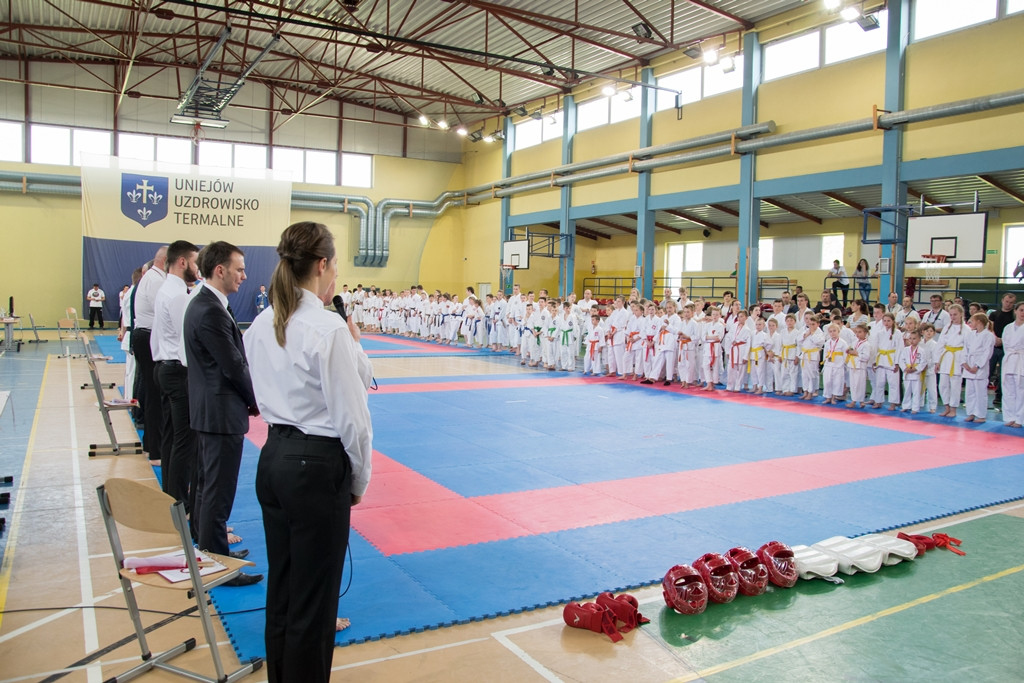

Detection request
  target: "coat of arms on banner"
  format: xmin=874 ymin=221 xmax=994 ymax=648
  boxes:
xmin=121 ymin=173 xmax=168 ymax=227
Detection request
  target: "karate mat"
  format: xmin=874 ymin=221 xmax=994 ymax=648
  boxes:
xmin=202 ymin=374 xmax=1024 ymax=661
xmin=359 ymin=334 xmax=496 ymax=357
xmin=90 ymin=333 xmax=126 ymax=363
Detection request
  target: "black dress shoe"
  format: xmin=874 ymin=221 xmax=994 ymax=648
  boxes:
xmin=224 ymin=572 xmax=263 ymax=587
xmin=229 ymin=549 xmax=250 ymax=560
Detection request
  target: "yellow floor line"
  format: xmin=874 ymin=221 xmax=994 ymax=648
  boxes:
xmin=0 ymin=354 xmax=51 ymax=632
xmin=671 ymin=561 xmax=1024 ymax=682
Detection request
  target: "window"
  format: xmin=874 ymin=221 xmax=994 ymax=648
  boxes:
xmin=764 ymin=31 xmax=821 ymax=81
xmin=30 ymin=124 xmax=71 ymax=165
xmin=0 ymin=121 xmax=24 ymax=162
xmin=1003 ymin=225 xmax=1024 ymax=278
xmin=913 ymin=0 xmax=997 ymax=40
xmin=667 ymin=242 xmax=705 ymax=274
xmin=305 ymin=150 xmax=337 ymax=185
xmin=685 ymin=242 xmax=703 ymax=272
xmin=233 ymin=144 xmax=268 ymax=178
xmin=118 ymin=133 xmax=155 ymax=161
xmin=514 ymin=118 xmax=543 ymax=151
xmin=156 ymin=136 xmax=192 ymax=167
xmin=759 ymin=238 xmax=774 ymax=271
xmin=341 ymin=152 xmax=372 ymax=188
xmin=576 ymin=98 xmax=609 ymax=132
xmin=820 ymin=234 xmax=845 ymax=269
xmin=609 ymin=87 xmax=641 ymax=123
xmin=825 ymin=10 xmax=889 ymax=64
xmin=542 ymin=110 xmax=563 ymax=142
xmin=1010 ymin=0 xmax=1024 ymax=14
xmin=656 ymin=68 xmax=702 ymax=111
xmin=198 ymin=140 xmax=232 ymax=169
xmin=703 ymin=55 xmax=744 ymax=97
xmin=272 ymin=147 xmax=305 ymax=181
xmin=72 ymin=129 xmax=111 ymax=166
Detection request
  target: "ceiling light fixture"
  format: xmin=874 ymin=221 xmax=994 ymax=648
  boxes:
xmin=456 ymin=126 xmax=468 ymax=136
xmin=703 ymin=47 xmax=719 ymax=65
xmin=856 ymin=13 xmax=880 ymax=31
xmin=547 ymin=113 xmax=558 ymax=125
xmin=436 ymin=120 xmax=450 ymax=130
xmin=468 ymin=130 xmax=483 ymax=142
xmin=618 ymin=89 xmax=633 ymax=102
xmin=840 ymin=6 xmax=861 ymax=21
xmin=530 ymin=108 xmax=544 ymax=120
xmin=601 ymin=84 xmax=616 ymax=97
xmin=418 ymin=114 xmax=429 ymax=125
xmin=683 ymin=45 xmax=702 ymax=59
xmin=511 ymin=105 xmax=528 ymax=117
xmin=719 ymin=55 xmax=735 ymax=73
xmin=483 ymin=134 xmax=494 ymax=143
xmin=170 ymin=114 xmax=228 ymax=128
xmin=631 ymin=22 xmax=653 ymax=40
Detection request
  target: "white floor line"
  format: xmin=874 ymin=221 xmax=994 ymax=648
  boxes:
xmin=65 ymin=357 xmax=101 ymax=683
xmin=912 ymin=500 xmax=1024 ymax=534
xmin=330 ymin=637 xmax=489 ymax=671
xmin=0 ymin=584 xmax=136 ymax=645
xmin=2 ymin=640 xmax=232 ymax=683
xmin=492 ymin=631 xmax=563 ymax=682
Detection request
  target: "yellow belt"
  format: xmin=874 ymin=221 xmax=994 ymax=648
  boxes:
xmin=747 ymin=348 xmax=762 ymax=372
xmin=828 ymin=351 xmax=844 ymax=362
xmin=801 ymin=350 xmax=819 ymax=367
xmin=940 ymin=345 xmax=963 ymax=374
xmin=875 ymin=348 xmax=896 ymax=368
xmin=781 ymin=344 xmax=797 ymax=361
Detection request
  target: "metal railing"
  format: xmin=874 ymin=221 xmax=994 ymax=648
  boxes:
xmin=580 ymin=276 xmax=794 ymax=303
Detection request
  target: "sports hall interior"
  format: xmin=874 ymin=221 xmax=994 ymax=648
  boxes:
xmin=2 ymin=1 xmax=1024 ymax=681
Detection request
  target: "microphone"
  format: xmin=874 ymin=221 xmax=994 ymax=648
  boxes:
xmin=332 ymin=294 xmax=348 ymax=321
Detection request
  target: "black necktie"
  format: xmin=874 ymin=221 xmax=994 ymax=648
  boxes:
xmin=227 ymin=304 xmax=236 ymax=321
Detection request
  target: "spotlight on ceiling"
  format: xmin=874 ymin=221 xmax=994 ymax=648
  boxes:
xmin=492 ymin=130 xmax=505 ymax=141
xmin=541 ymin=66 xmax=555 ymax=76
xmin=631 ymin=22 xmax=653 ymax=40
xmin=683 ymin=45 xmax=702 ymax=59
xmin=840 ymin=6 xmax=861 ymax=21
xmin=530 ymin=108 xmax=544 ymax=120
xmin=856 ymin=13 xmax=880 ymax=31
xmin=472 ymin=92 xmax=485 ymax=105
xmin=719 ymin=55 xmax=735 ymax=73
xmin=547 ymin=113 xmax=558 ymax=125
xmin=468 ymin=130 xmax=483 ymax=142
xmin=418 ymin=114 xmax=429 ymax=125
xmin=436 ymin=120 xmax=450 ymax=130
xmin=617 ymin=89 xmax=633 ymax=102
xmin=456 ymin=126 xmax=468 ymax=136
xmin=601 ymin=84 xmax=616 ymax=97
xmin=703 ymin=47 xmax=719 ymax=65
xmin=511 ymin=105 xmax=528 ymax=117
xmin=482 ymin=134 xmax=494 ymax=143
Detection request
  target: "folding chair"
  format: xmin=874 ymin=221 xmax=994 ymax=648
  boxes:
xmin=27 ymin=314 xmax=48 ymax=344
xmin=81 ymin=335 xmax=115 ymax=390
xmin=85 ymin=342 xmax=142 ymax=456
xmin=58 ymin=306 xmax=81 ymax=341
xmin=97 ymin=478 xmax=263 ymax=683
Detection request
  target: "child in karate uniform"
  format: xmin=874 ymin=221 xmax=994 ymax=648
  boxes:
xmin=767 ymin=317 xmax=783 ymax=395
xmin=899 ymin=330 xmax=925 ymax=413
xmin=726 ymin=310 xmax=751 ymax=392
xmin=822 ymin=322 xmax=849 ymax=404
xmin=622 ymin=302 xmax=645 ymax=380
xmin=937 ymin=304 xmax=968 ymax=418
xmin=582 ymin=313 xmax=605 ymax=376
xmin=520 ymin=303 xmax=541 ymax=367
xmin=748 ymin=316 xmax=769 ymax=395
xmin=640 ymin=301 xmax=661 ymax=383
xmin=542 ymin=300 xmax=559 ymax=371
xmin=556 ymin=301 xmax=577 ymax=371
xmin=604 ymin=296 xmax=629 ymax=378
xmin=870 ymin=313 xmax=903 ymax=410
xmin=651 ymin=300 xmax=681 ymax=385
xmin=677 ymin=303 xmax=699 ymax=388
xmin=1000 ymin=302 xmax=1024 ymax=428
xmin=701 ymin=307 xmax=725 ymax=391
xmin=798 ymin=315 xmax=825 ymax=400
xmin=920 ymin=323 xmax=940 ymax=413
xmin=846 ymin=324 xmax=872 ymax=408
xmin=779 ymin=314 xmax=801 ymax=396
xmin=962 ymin=312 xmax=996 ymax=423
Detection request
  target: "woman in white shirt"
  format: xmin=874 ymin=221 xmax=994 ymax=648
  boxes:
xmin=244 ymin=221 xmax=374 ymax=683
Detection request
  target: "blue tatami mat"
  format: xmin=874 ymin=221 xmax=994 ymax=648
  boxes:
xmin=90 ymin=334 xmax=126 ymax=363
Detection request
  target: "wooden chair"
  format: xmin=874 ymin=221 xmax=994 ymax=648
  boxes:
xmin=96 ymin=478 xmax=263 ymax=683
xmin=57 ymin=306 xmax=81 ymax=341
xmin=83 ymin=337 xmax=142 ymax=457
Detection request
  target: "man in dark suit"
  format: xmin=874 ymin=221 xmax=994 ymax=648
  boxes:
xmin=184 ymin=241 xmax=262 ymax=587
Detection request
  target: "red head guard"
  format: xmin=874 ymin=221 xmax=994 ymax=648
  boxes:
xmin=596 ymin=592 xmax=650 ymax=633
xmin=662 ymin=564 xmax=708 ymax=615
xmin=757 ymin=540 xmax=798 ymax=588
xmin=726 ymin=546 xmax=769 ymax=596
xmin=693 ymin=552 xmax=739 ymax=604
xmin=562 ymin=601 xmax=622 ymax=642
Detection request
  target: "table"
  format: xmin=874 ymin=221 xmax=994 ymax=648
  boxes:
xmin=2 ymin=317 xmax=19 ymax=351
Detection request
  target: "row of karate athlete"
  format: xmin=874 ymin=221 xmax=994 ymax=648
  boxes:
xmin=513 ymin=297 xmax=1023 ymax=426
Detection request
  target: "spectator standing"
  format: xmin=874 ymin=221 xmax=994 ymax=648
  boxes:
xmin=989 ymin=292 xmax=1017 ymax=407
xmin=86 ymin=283 xmax=106 ymax=329
xmin=853 ymin=259 xmax=872 ymax=303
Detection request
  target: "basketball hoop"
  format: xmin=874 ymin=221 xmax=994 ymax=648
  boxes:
xmin=500 ymin=264 xmax=517 ymax=292
xmin=922 ymin=254 xmax=947 ymax=282
xmin=190 ymin=122 xmax=206 ymax=147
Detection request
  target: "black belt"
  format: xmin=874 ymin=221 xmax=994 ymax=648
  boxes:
xmin=156 ymin=359 xmax=182 ymax=366
xmin=269 ymin=424 xmax=341 ymax=444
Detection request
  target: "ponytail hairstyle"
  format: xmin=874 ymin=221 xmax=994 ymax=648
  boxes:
xmin=269 ymin=221 xmax=335 ymax=346
xmin=970 ymin=311 xmax=992 ymax=331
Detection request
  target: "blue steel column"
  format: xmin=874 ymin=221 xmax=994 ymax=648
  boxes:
xmin=879 ymin=0 xmax=910 ymax=300
xmin=560 ymin=96 xmax=577 ymax=297
xmin=635 ymin=68 xmax=656 ymax=298
xmin=500 ymin=116 xmax=515 ymax=292
xmin=738 ymin=32 xmax=762 ymax=306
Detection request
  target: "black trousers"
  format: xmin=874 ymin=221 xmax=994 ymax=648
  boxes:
xmin=831 ymin=280 xmax=850 ymax=307
xmin=256 ymin=426 xmax=352 ymax=683
xmin=195 ymin=431 xmax=243 ymax=556
xmin=88 ymin=307 xmax=104 ymax=328
xmin=991 ymin=346 xmax=1005 ymax=400
xmin=156 ymin=362 xmax=197 ymax=527
xmin=130 ymin=329 xmax=161 ymax=459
